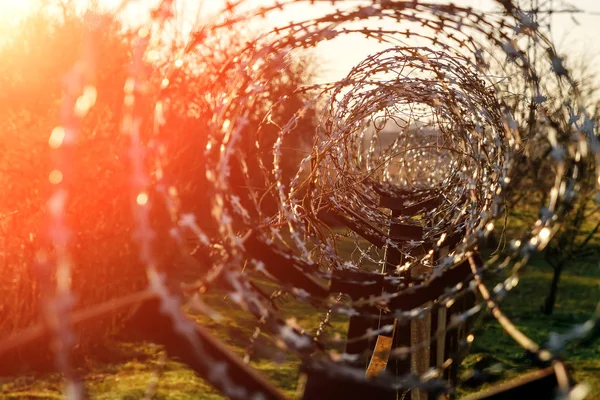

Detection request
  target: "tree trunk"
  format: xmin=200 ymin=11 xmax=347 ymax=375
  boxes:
xmin=542 ymin=263 xmax=563 ymax=315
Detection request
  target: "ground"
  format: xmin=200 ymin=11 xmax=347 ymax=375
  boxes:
xmin=0 ymin=252 xmax=598 ymax=399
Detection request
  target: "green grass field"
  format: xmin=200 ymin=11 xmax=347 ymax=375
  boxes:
xmin=461 ymin=258 xmax=600 ymax=397
xmin=1 ymin=252 xmax=598 ymax=399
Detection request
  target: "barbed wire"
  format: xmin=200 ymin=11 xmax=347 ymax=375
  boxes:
xmin=191 ymin=0 xmax=598 ymax=395
xmin=2 ymin=0 xmax=599 ymax=398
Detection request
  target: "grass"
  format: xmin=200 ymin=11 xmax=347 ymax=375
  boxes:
xmin=460 ymin=256 xmax=600 ymax=398
xmin=1 ymin=249 xmax=599 ymax=399
xmin=0 ymin=283 xmax=344 ymax=399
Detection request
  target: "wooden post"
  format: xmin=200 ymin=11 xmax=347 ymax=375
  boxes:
xmin=384 ymin=209 xmax=412 ymax=400
xmin=378 ymin=192 xmax=441 ymax=400
xmin=410 ymin=264 xmax=432 ymax=400
xmin=302 ymin=189 xmax=471 ymax=400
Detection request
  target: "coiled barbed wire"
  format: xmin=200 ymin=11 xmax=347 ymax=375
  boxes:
xmin=187 ymin=0 xmax=598 ymax=395
xmin=1 ymin=0 xmax=599 ymax=398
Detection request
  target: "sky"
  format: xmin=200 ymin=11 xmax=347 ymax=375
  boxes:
xmin=0 ymin=0 xmax=598 ymax=83
xmin=190 ymin=0 xmax=600 ymax=87
xmin=245 ymin=0 xmax=600 ymax=83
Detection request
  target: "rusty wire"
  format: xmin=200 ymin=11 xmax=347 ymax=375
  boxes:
xmin=184 ymin=0 xmax=599 ymax=394
xmin=2 ymin=0 xmax=599 ymax=398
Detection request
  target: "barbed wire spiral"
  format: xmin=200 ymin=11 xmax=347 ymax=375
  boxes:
xmin=2 ymin=0 xmax=599 ymax=399
xmin=162 ymin=0 xmax=599 ymax=396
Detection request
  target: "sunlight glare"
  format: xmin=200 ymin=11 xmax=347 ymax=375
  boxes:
xmin=0 ymin=0 xmax=34 ymax=23
xmin=0 ymin=0 xmax=143 ymax=28
xmin=49 ymin=170 xmax=64 ymax=185
xmin=49 ymin=127 xmax=66 ymax=149
xmin=136 ymin=192 xmax=149 ymax=206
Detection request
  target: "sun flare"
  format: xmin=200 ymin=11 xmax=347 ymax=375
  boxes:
xmin=0 ymin=0 xmax=35 ymax=22
xmin=0 ymin=0 xmax=140 ymax=22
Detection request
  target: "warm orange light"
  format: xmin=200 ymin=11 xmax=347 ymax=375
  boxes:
xmin=0 ymin=0 xmax=138 ymax=25
xmin=0 ymin=0 xmax=151 ymax=33
xmin=49 ymin=170 xmax=63 ymax=185
xmin=49 ymin=127 xmax=66 ymax=149
xmin=0 ymin=0 xmax=34 ymax=23
xmin=74 ymin=85 xmax=98 ymax=117
xmin=136 ymin=192 xmax=149 ymax=206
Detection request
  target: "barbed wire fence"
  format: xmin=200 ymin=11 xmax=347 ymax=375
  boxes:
xmin=1 ymin=0 xmax=599 ymax=399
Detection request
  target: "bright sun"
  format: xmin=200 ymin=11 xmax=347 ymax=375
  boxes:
xmin=0 ymin=0 xmax=138 ymax=19
xmin=0 ymin=0 xmax=34 ymax=21
xmin=0 ymin=0 xmax=149 ymax=31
